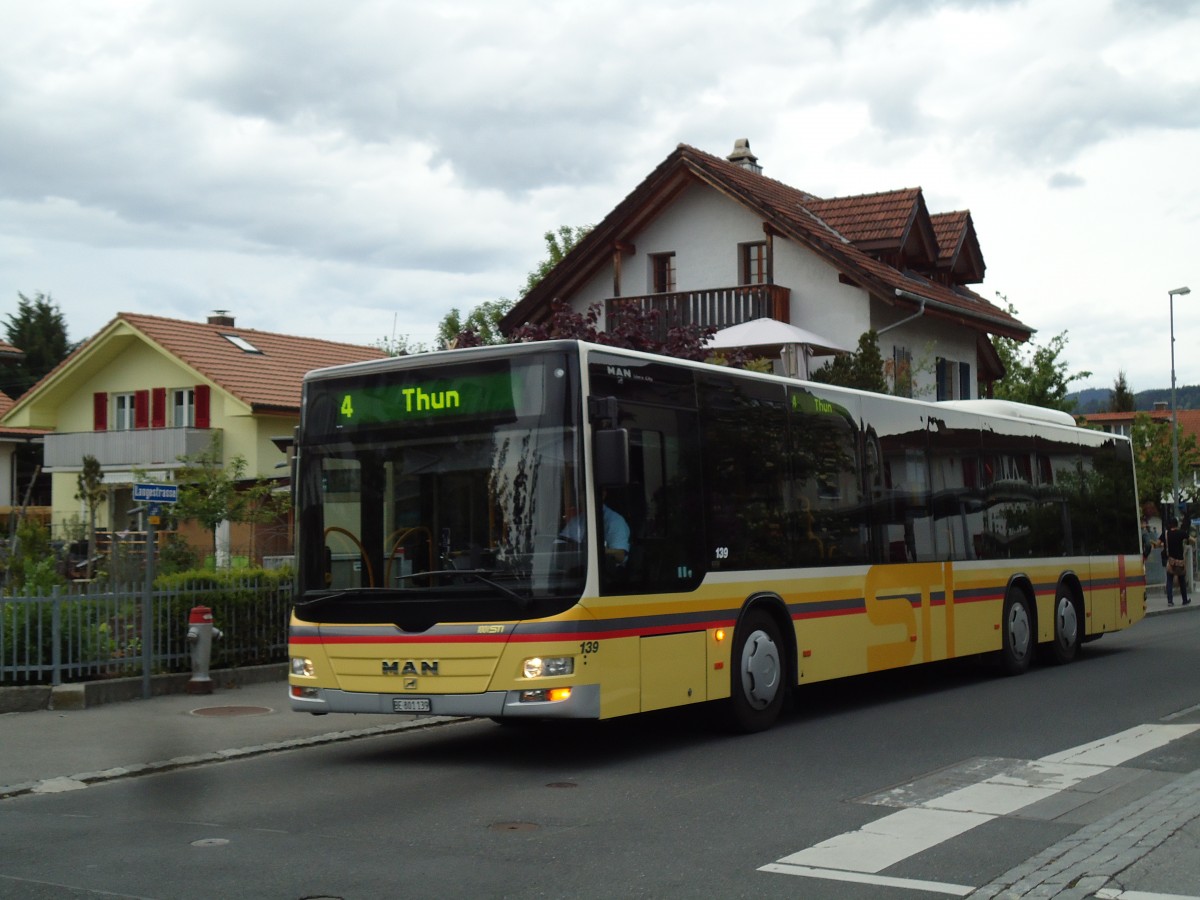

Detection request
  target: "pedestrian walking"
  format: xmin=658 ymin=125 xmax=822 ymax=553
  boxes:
xmin=1159 ymin=518 xmax=1193 ymax=607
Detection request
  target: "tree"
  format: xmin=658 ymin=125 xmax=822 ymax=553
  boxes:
xmin=809 ymin=330 xmax=889 ymax=393
xmin=518 ymin=225 xmax=592 ymax=297
xmin=509 ymin=299 xmax=718 ymax=361
xmin=0 ymin=292 xmax=74 ymax=399
xmin=439 ymin=225 xmax=592 ymax=349
xmin=1110 ymin=371 xmax=1136 ymax=412
xmin=171 ymin=434 xmax=289 ymax=569
xmin=74 ymin=455 xmax=104 ymax=579
xmin=991 ymin=297 xmax=1091 ymax=411
xmin=437 ymin=299 xmax=513 ymax=349
xmin=1131 ymin=412 xmax=1200 ymax=512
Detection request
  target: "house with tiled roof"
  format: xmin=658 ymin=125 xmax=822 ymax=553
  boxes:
xmin=1 ymin=312 xmax=388 ymax=564
xmin=501 ymin=140 xmax=1031 ymax=398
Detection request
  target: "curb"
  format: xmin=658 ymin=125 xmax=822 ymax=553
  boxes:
xmin=0 ymin=715 xmax=463 ymax=800
xmin=0 ymin=663 xmax=287 ymax=714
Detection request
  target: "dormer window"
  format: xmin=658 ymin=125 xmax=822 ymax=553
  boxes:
xmin=222 ymin=333 xmax=262 ymax=353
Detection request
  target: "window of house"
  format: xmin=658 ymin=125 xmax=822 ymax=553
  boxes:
xmin=113 ymin=393 xmax=136 ymax=431
xmin=173 ymin=388 xmax=195 ymax=427
xmin=893 ymin=347 xmax=913 ymax=398
xmin=740 ymin=242 xmax=767 ymax=285
xmin=650 ymin=252 xmax=676 ymax=293
xmin=221 ymin=333 xmax=262 ymax=353
xmin=936 ymin=359 xmax=972 ymax=401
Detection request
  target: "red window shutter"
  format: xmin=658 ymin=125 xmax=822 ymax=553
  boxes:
xmin=93 ymin=392 xmax=107 ymax=431
xmin=151 ymin=388 xmax=166 ymax=428
xmin=195 ymin=384 xmax=211 ymax=428
xmin=134 ymin=389 xmax=150 ymax=429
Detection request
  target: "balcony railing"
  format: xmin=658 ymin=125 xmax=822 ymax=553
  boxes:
xmin=42 ymin=428 xmax=217 ymax=471
xmin=606 ymin=284 xmax=790 ymax=338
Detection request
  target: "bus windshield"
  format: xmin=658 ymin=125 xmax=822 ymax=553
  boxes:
xmin=293 ymin=349 xmax=586 ymax=626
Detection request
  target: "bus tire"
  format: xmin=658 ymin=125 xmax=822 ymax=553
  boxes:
xmin=1001 ymin=588 xmax=1034 ymax=676
xmin=725 ymin=608 xmax=786 ymax=733
xmin=1046 ymin=584 xmax=1081 ymax=665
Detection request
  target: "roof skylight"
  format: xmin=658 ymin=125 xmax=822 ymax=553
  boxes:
xmin=221 ymin=333 xmax=262 ymax=354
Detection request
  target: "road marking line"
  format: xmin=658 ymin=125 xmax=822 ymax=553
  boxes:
xmin=1040 ymin=724 xmax=1199 ymax=767
xmin=1095 ymin=889 xmax=1200 ymax=900
xmin=763 ymin=723 xmax=1200 ymax=890
xmin=758 ymin=863 xmax=973 ymax=896
xmin=778 ymin=808 xmax=991 ymax=872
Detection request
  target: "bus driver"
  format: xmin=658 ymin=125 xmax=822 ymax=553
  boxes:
xmin=560 ymin=490 xmax=630 ymax=565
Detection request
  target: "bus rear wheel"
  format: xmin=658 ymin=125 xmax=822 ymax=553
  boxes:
xmin=1046 ymin=586 xmax=1081 ymax=665
xmin=1001 ymin=589 xmax=1034 ymax=675
xmin=725 ymin=609 xmax=786 ymax=733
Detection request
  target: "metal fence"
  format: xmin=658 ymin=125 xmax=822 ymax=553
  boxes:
xmin=0 ymin=578 xmax=293 ymax=686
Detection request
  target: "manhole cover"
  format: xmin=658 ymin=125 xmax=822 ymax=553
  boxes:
xmin=190 ymin=705 xmax=274 ymax=717
xmin=190 ymin=838 xmax=229 ymax=847
xmin=488 ymin=821 xmax=539 ymax=831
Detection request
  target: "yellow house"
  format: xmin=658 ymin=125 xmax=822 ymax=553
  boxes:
xmin=1 ymin=311 xmax=387 ymax=563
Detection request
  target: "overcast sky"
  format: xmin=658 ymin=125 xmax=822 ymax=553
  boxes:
xmin=2 ymin=0 xmax=1197 ymax=395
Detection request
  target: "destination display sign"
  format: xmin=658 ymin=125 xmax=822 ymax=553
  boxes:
xmin=308 ymin=364 xmax=519 ymax=432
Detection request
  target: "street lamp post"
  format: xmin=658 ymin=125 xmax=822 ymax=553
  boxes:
xmin=1169 ymin=285 xmax=1191 ymax=521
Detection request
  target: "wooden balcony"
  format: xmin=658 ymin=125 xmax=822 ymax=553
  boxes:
xmin=606 ymin=284 xmax=790 ymax=338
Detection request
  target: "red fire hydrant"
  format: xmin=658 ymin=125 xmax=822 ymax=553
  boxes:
xmin=186 ymin=606 xmax=222 ymax=695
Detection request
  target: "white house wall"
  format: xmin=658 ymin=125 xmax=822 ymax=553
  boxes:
xmin=876 ymin=313 xmax=979 ymax=400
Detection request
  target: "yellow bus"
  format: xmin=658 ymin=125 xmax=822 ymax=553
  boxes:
xmin=288 ymin=340 xmax=1144 ymax=732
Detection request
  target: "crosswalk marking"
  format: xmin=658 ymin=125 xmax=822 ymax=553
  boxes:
xmin=761 ymin=723 xmax=1200 ymax=892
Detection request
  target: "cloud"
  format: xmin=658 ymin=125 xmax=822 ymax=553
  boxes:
xmin=1047 ymin=171 xmax=1085 ymax=189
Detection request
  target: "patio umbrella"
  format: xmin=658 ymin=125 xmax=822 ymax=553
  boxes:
xmin=706 ymin=318 xmax=849 ymax=377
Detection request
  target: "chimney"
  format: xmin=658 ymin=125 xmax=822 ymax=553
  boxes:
xmin=208 ymin=310 xmax=235 ymax=327
xmin=727 ymin=138 xmax=762 ymax=174
xmin=1153 ymin=401 xmax=1169 ymax=412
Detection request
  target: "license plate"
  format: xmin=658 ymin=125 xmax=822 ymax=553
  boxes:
xmin=393 ymin=697 xmax=431 ymax=713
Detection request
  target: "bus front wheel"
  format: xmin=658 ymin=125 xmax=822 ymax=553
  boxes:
xmin=1001 ymin=589 xmax=1034 ymax=676
xmin=1046 ymin=586 xmax=1081 ymax=665
xmin=725 ymin=608 xmax=786 ymax=733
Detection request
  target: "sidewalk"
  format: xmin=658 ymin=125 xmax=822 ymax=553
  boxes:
xmin=0 ymin=678 xmax=459 ymax=799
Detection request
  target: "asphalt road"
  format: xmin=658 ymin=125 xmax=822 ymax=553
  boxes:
xmin=2 ymin=611 xmax=1199 ymax=899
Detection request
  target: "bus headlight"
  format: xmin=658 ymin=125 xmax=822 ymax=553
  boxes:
xmin=523 ymin=656 xmax=574 ymax=678
xmin=291 ymin=656 xmax=315 ymax=677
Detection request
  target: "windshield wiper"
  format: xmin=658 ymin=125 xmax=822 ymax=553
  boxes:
xmin=390 ymin=569 xmax=532 ymax=609
xmin=293 ymin=588 xmax=405 ymax=608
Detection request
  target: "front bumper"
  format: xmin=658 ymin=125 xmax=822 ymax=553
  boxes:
xmin=289 ymin=682 xmax=601 ymax=719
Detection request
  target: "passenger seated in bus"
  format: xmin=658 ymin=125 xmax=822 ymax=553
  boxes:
xmin=560 ymin=489 xmax=631 ymax=565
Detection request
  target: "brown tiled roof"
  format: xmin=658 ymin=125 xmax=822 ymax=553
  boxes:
xmin=804 ymin=188 xmax=924 ymax=246
xmin=501 ymin=143 xmax=1028 ymax=340
xmin=117 ymin=313 xmax=389 ymax=413
xmin=1083 ymin=409 xmax=1200 ymax=429
xmin=931 ymin=211 xmax=970 ymax=265
xmin=0 ymin=340 xmax=23 ymax=360
xmin=676 ymin=146 xmax=1026 ymax=337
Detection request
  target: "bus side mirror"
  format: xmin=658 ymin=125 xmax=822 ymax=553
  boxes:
xmin=594 ymin=428 xmax=631 ymax=487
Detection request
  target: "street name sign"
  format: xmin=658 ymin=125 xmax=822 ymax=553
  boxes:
xmin=133 ymin=483 xmax=179 ymax=504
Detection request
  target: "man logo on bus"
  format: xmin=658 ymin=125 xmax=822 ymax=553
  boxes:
xmin=382 ymin=660 xmax=440 ymax=676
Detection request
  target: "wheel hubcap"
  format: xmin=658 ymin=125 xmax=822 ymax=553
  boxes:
xmin=740 ymin=630 xmax=781 ymax=709
xmin=1056 ymin=596 xmax=1078 ymax=649
xmin=1008 ymin=603 xmax=1031 ymax=659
